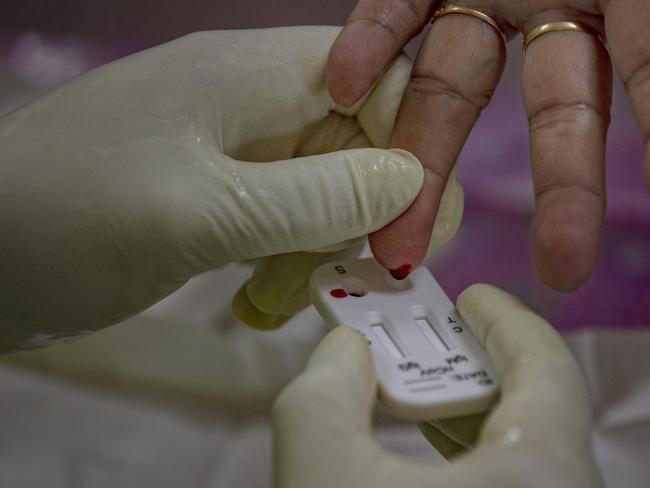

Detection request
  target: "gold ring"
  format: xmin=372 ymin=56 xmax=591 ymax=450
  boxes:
xmin=433 ymin=3 xmax=506 ymax=43
xmin=523 ymin=21 xmax=598 ymax=52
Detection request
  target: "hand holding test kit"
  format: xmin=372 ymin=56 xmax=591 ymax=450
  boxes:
xmin=309 ymin=258 xmax=499 ymax=421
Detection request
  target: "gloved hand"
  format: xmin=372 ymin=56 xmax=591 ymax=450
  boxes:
xmin=0 ymin=26 xmax=465 ymax=351
xmin=272 ymin=284 xmax=603 ymax=488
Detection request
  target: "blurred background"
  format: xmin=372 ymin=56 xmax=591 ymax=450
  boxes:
xmin=0 ymin=1 xmax=648 ymax=487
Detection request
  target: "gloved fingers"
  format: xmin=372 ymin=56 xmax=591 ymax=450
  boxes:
xmin=272 ymin=326 xmax=448 ymax=488
xmin=273 ymin=327 xmax=376 ymax=430
xmin=214 ymin=148 xmax=423 ymax=263
xmin=418 ymin=413 xmax=487 ymax=459
xmin=183 ymin=27 xmax=413 ymax=162
xmin=231 ymin=284 xmax=291 ymax=331
xmin=232 ymin=245 xmax=363 ymax=330
xmin=456 ymin=284 xmax=594 ymax=458
xmin=272 ymin=287 xmax=601 ymax=487
xmin=186 ymin=27 xmax=340 ymax=161
xmin=272 ymin=327 xmax=380 ymax=486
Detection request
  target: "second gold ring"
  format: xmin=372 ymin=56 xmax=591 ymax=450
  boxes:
xmin=523 ymin=21 xmax=599 ymax=52
xmin=433 ymin=4 xmax=506 ymax=44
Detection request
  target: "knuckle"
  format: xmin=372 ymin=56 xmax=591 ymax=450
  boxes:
xmin=528 ymin=102 xmax=610 ymax=132
xmin=348 ymin=0 xmax=432 ymax=47
xmin=423 ymin=166 xmax=449 ymax=190
xmin=394 ymin=0 xmax=432 ymax=23
xmin=347 ymin=17 xmax=402 ymax=48
xmin=407 ymin=72 xmax=490 ymax=110
xmin=535 ymin=181 xmax=604 ymax=205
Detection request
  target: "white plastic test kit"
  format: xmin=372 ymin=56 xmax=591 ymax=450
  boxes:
xmin=309 ymin=258 xmax=499 ymax=421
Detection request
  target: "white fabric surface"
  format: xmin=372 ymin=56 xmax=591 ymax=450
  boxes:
xmin=1 ymin=265 xmax=648 ymax=488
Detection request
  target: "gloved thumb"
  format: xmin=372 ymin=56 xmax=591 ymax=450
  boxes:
xmin=273 ymin=326 xmax=376 ymax=435
xmin=272 ymin=327 xmax=382 ymax=487
xmin=449 ymin=284 xmax=603 ymax=487
xmin=214 ymin=148 xmax=423 ymax=263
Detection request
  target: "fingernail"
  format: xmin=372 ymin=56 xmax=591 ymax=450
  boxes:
xmin=389 ymin=264 xmax=412 ymax=280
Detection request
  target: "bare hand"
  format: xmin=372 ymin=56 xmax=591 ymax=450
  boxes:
xmin=327 ymin=0 xmax=649 ymax=291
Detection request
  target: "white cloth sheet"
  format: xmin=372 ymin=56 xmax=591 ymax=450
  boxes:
xmin=1 ymin=266 xmax=648 ymax=488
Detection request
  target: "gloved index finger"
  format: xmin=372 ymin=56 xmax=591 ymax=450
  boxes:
xmin=456 ymin=284 xmax=593 ymax=456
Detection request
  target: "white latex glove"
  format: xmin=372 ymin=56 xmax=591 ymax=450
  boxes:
xmin=0 ymin=26 xmax=466 ymax=351
xmin=272 ymin=284 xmax=603 ymax=488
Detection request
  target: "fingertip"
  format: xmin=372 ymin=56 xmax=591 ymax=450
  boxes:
xmin=327 ymin=24 xmax=394 ymax=107
xmin=532 ymin=187 xmax=604 ymax=292
xmin=369 ymin=222 xmax=428 ymax=274
xmin=532 ymin=219 xmax=599 ymax=293
xmin=307 ymin=326 xmax=372 ymax=372
xmin=534 ymin=258 xmax=593 ymax=293
xmin=231 ymin=283 xmax=290 ymax=330
xmin=457 ymin=283 xmax=501 ymax=310
xmin=388 ymin=264 xmax=413 ymax=280
xmin=272 ymin=327 xmax=377 ymax=451
xmin=301 ymin=327 xmax=377 ymax=415
xmin=369 ymin=168 xmax=442 ymax=272
xmin=456 ymin=283 xmax=517 ymax=331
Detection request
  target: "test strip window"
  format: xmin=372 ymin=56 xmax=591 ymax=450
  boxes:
xmin=414 ymin=316 xmax=449 ymax=352
xmin=370 ymin=323 xmax=404 ymax=358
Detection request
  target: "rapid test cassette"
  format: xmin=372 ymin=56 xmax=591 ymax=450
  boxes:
xmin=309 ymin=258 xmax=499 ymax=421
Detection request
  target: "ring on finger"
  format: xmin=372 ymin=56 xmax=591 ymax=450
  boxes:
xmin=433 ymin=3 xmax=507 ymax=44
xmin=523 ymin=21 xmax=600 ymax=52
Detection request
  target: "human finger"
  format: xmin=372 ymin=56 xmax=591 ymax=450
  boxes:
xmin=600 ymin=0 xmax=650 ymax=188
xmin=522 ymin=16 xmax=612 ymax=291
xmin=369 ymin=9 xmax=507 ymax=275
xmin=327 ymin=0 xmax=435 ymax=106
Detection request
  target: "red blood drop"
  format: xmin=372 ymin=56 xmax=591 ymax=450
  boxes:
xmin=389 ymin=264 xmax=412 ymax=280
xmin=330 ymin=288 xmax=348 ymax=298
